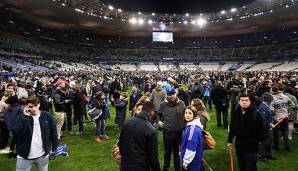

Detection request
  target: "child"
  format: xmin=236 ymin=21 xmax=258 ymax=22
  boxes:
xmin=181 ymin=106 xmax=204 ymax=171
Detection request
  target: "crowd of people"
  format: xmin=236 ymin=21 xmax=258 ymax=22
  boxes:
xmin=0 ymin=69 xmax=297 ymax=171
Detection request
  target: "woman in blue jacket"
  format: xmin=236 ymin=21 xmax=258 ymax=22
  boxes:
xmin=181 ymin=106 xmax=204 ymax=171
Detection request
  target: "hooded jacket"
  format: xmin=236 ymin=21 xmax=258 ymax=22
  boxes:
xmin=272 ymin=92 xmax=295 ymax=120
xmin=181 ymin=118 xmax=204 ymax=170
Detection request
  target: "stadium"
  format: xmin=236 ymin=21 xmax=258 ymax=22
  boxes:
xmin=0 ymin=0 xmax=297 ymax=171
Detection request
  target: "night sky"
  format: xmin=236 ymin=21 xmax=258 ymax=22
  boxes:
xmin=102 ymin=0 xmax=257 ymax=14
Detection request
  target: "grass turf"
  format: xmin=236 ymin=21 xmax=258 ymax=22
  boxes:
xmin=1 ymin=89 xmax=298 ymax=171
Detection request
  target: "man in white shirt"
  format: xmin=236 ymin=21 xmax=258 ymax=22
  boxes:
xmin=14 ymin=96 xmax=58 ymax=171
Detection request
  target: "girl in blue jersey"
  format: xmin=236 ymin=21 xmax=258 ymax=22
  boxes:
xmin=181 ymin=106 xmax=204 ymax=171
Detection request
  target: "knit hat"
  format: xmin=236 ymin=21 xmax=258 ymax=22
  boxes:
xmin=166 ymin=87 xmax=176 ymax=95
xmin=262 ymin=92 xmax=273 ymax=103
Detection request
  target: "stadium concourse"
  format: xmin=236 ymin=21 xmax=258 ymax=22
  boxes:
xmin=0 ymin=0 xmax=298 ymax=171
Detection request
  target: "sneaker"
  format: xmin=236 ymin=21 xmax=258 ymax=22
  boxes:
xmin=76 ymin=131 xmax=83 ymax=136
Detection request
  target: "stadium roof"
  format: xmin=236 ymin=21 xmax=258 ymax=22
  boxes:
xmin=102 ymin=0 xmax=257 ymax=14
xmin=1 ymin=0 xmax=298 ymax=37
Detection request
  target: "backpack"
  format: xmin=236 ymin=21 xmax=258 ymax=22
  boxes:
xmin=202 ymin=130 xmax=216 ymax=150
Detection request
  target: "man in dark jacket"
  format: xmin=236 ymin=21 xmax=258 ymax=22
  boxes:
xmin=158 ymin=88 xmax=186 ymax=171
xmin=228 ymin=93 xmax=265 ymax=171
xmin=15 ymin=95 xmax=58 ymax=171
xmin=119 ymin=101 xmax=161 ymax=171
xmin=258 ymin=92 xmax=276 ymax=160
xmin=211 ymin=82 xmax=229 ymax=128
xmin=53 ymin=87 xmax=69 ymax=140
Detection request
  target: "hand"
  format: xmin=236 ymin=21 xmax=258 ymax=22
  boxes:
xmin=23 ymin=106 xmax=31 ymax=116
xmin=158 ymin=121 xmax=164 ymax=128
xmin=227 ymin=143 xmax=232 ymax=148
xmin=182 ymin=165 xmax=187 ymax=171
xmin=65 ymin=100 xmax=69 ymax=103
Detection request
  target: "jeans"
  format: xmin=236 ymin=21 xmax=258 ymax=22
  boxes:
xmin=273 ymin=119 xmax=290 ymax=149
xmin=236 ymin=150 xmax=257 ymax=171
xmin=162 ymin=130 xmax=182 ymax=171
xmin=74 ymin=108 xmax=84 ymax=132
xmin=202 ymin=96 xmax=211 ymax=110
xmin=16 ymin=155 xmax=49 ymax=171
xmin=95 ymin=118 xmax=106 ymax=136
xmin=65 ymin=106 xmax=72 ymax=131
xmin=288 ymin=121 xmax=294 ymax=138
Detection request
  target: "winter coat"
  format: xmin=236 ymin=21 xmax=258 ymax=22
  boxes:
xmin=4 ymin=105 xmax=23 ymax=131
xmin=53 ymin=90 xmax=67 ymax=112
xmin=14 ymin=111 xmax=58 ymax=159
xmin=158 ymin=98 xmax=186 ymax=133
xmin=181 ymin=118 xmax=204 ymax=171
xmin=150 ymin=88 xmax=167 ymax=111
xmin=91 ymin=97 xmax=106 ymax=120
xmin=211 ymin=86 xmax=229 ymax=111
xmin=189 ymin=84 xmax=203 ymax=100
xmin=119 ymin=111 xmax=161 ymax=171
xmin=258 ymin=102 xmax=274 ymax=129
xmin=129 ymin=92 xmax=142 ymax=111
xmin=72 ymin=92 xmax=85 ymax=110
xmin=114 ymin=99 xmax=127 ymax=126
xmin=177 ymin=90 xmax=189 ymax=106
xmin=228 ymin=106 xmax=265 ymax=152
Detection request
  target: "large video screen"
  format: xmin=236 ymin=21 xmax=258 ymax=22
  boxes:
xmin=152 ymin=32 xmax=173 ymax=42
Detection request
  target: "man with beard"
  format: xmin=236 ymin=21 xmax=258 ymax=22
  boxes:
xmin=158 ymin=88 xmax=186 ymax=171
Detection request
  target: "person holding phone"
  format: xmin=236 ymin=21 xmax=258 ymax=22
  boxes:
xmin=14 ymin=95 xmax=58 ymax=171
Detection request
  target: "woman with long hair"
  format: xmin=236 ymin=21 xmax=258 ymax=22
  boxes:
xmin=181 ymin=106 xmax=204 ymax=171
xmin=191 ymin=98 xmax=210 ymax=130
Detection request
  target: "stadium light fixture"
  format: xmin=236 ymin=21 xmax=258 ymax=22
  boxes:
xmin=197 ymin=18 xmax=207 ymax=27
xmin=148 ymin=19 xmax=153 ymax=24
xmin=183 ymin=20 xmax=188 ymax=24
xmin=138 ymin=18 xmax=144 ymax=25
xmin=152 ymin=12 xmax=155 ymax=16
xmin=129 ymin=17 xmax=137 ymax=24
xmin=221 ymin=10 xmax=226 ymax=14
xmin=231 ymin=8 xmax=237 ymax=13
xmin=118 ymin=9 xmax=122 ymax=12
xmin=191 ymin=20 xmax=196 ymax=24
xmin=108 ymin=5 xmax=114 ymax=10
xmin=138 ymin=12 xmax=142 ymax=15
xmin=185 ymin=13 xmax=190 ymax=17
